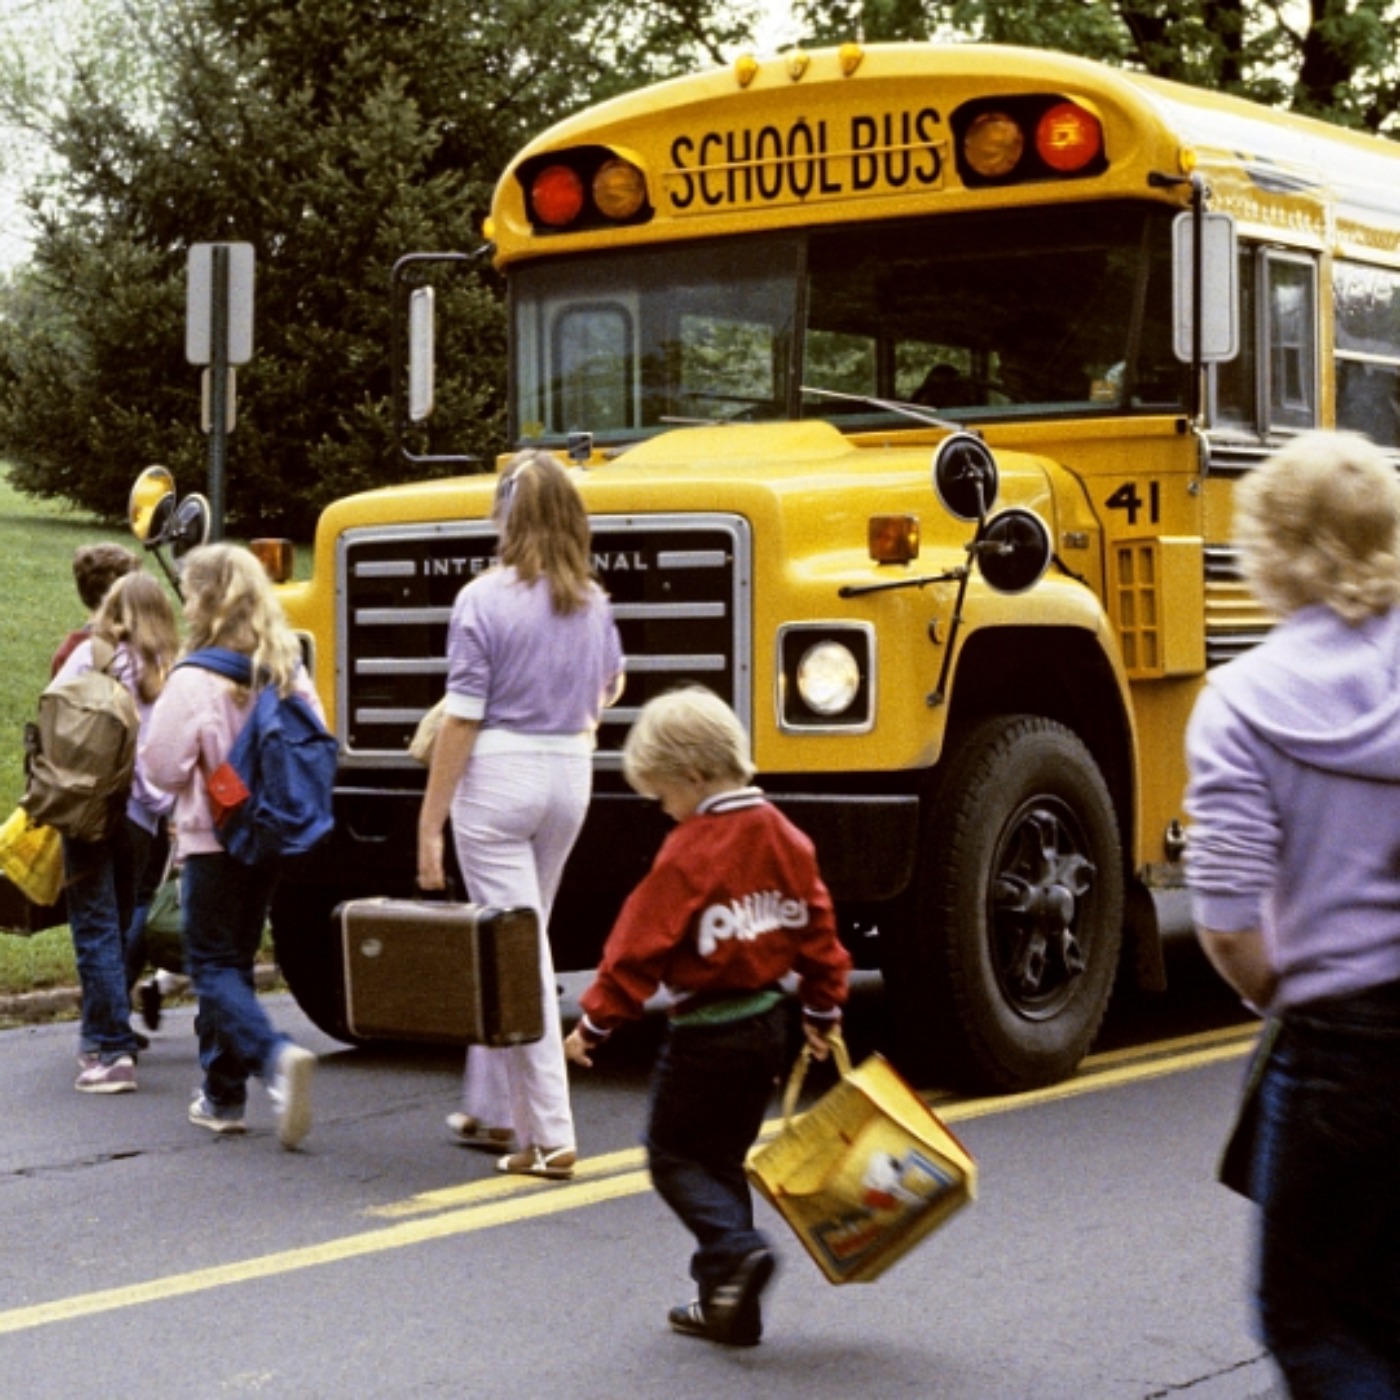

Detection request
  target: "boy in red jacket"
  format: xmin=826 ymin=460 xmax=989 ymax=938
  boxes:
xmin=564 ymin=686 xmax=851 ymax=1347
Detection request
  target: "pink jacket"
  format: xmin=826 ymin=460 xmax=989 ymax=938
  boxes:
xmin=141 ymin=663 xmax=326 ymax=857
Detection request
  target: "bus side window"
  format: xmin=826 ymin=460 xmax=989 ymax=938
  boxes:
xmin=1334 ymin=262 xmax=1400 ymax=450
xmin=1264 ymin=253 xmax=1318 ymax=432
xmin=1213 ymin=247 xmax=1258 ymax=433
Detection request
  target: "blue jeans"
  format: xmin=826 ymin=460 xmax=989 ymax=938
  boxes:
xmin=62 ymin=830 xmax=138 ymax=1060
xmin=1252 ymin=983 xmax=1400 ymax=1397
xmin=645 ymin=1002 xmax=789 ymax=1302
xmin=182 ymin=852 xmax=287 ymax=1113
xmin=122 ymin=818 xmax=170 ymax=989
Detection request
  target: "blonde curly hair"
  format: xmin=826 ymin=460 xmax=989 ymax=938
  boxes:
xmin=179 ymin=543 xmax=304 ymax=695
xmin=1234 ymin=430 xmax=1400 ymax=624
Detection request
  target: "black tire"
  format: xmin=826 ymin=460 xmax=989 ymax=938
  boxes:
xmin=886 ymin=715 xmax=1124 ymax=1092
xmin=269 ymin=879 xmax=358 ymax=1044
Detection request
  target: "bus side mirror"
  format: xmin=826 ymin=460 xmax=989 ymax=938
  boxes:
xmin=1173 ymin=211 xmax=1239 ymax=364
xmin=408 ymin=286 xmax=436 ymax=422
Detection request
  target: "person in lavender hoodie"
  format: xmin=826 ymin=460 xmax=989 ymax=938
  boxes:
xmin=418 ymin=450 xmax=623 ymax=1181
xmin=1185 ymin=429 xmax=1400 ymax=1396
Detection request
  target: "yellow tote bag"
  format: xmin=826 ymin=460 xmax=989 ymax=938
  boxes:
xmin=746 ymin=1030 xmax=977 ymax=1284
xmin=0 ymin=805 xmax=65 ymax=907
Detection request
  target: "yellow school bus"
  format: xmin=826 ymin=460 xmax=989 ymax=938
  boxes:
xmin=265 ymin=41 xmax=1400 ymax=1091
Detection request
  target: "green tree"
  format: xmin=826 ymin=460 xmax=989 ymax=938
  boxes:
xmin=0 ymin=0 xmax=761 ymax=535
xmin=796 ymin=0 xmax=1400 ymax=136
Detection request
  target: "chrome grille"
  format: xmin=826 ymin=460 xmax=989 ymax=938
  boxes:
xmin=1203 ymin=543 xmax=1272 ymax=667
xmin=337 ymin=514 xmax=751 ymax=767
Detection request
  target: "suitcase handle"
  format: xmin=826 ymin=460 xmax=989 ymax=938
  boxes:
xmin=414 ymin=876 xmax=463 ymax=903
xmin=779 ymin=1027 xmax=851 ymax=1126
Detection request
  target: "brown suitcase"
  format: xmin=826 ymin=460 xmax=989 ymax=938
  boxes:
xmin=337 ymin=897 xmax=543 ymax=1046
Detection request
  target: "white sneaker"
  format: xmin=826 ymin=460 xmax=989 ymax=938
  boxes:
xmin=267 ymin=1044 xmax=315 ymax=1149
xmin=188 ymin=1093 xmax=247 ymax=1135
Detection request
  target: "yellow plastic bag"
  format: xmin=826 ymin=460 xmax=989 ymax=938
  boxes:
xmin=0 ymin=805 xmax=65 ymax=907
xmin=746 ymin=1031 xmax=977 ymax=1284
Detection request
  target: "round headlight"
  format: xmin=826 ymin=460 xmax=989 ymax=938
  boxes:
xmin=796 ymin=641 xmax=861 ymax=716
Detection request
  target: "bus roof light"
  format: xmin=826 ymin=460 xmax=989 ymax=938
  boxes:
xmin=963 ymin=111 xmax=1025 ymax=179
xmin=531 ymin=164 xmax=586 ymax=228
xmin=593 ymin=159 xmax=646 ymax=220
xmin=1035 ymin=102 xmax=1102 ymax=173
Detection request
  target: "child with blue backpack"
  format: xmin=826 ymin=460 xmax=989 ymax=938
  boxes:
xmin=142 ymin=544 xmax=322 ymax=1147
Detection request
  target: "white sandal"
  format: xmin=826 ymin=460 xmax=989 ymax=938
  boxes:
xmin=445 ymin=1113 xmax=516 ymax=1153
xmin=496 ymin=1144 xmax=576 ymax=1180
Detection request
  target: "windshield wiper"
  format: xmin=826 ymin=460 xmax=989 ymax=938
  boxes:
xmin=800 ymin=385 xmax=961 ymax=431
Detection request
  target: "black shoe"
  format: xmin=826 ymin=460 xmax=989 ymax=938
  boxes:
xmin=138 ymin=979 xmax=162 ymax=1032
xmin=707 ymin=1248 xmax=775 ymax=1342
xmin=132 ymin=1030 xmax=150 ymax=1052
xmin=668 ymin=1300 xmax=761 ymax=1347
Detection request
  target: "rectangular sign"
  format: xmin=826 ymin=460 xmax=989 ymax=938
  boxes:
xmin=186 ymin=242 xmax=255 ymax=365
xmin=663 ymin=109 xmax=946 ymax=216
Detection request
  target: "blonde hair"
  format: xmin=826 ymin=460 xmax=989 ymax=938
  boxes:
xmin=493 ymin=450 xmax=595 ymax=614
xmin=91 ymin=571 xmax=180 ymax=705
xmin=1235 ymin=430 xmax=1400 ymax=624
xmin=622 ymin=686 xmax=755 ymax=793
xmin=179 ymin=543 xmax=303 ymax=695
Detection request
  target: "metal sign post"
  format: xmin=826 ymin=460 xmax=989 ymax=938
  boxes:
xmin=187 ymin=242 xmax=255 ymax=540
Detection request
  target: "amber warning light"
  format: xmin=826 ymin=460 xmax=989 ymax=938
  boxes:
xmin=868 ymin=515 xmax=920 ymax=565
xmin=523 ymin=150 xmax=652 ymax=233
xmin=956 ymin=96 xmax=1104 ymax=185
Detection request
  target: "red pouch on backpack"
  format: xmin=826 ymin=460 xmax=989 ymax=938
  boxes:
xmin=206 ymin=761 xmax=250 ymax=825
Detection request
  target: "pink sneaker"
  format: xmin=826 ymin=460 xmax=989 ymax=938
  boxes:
xmin=75 ymin=1055 xmax=137 ymax=1094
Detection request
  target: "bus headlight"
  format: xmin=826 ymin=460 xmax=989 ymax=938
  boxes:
xmin=778 ymin=624 xmax=875 ymax=732
xmin=798 ymin=641 xmax=860 ymax=715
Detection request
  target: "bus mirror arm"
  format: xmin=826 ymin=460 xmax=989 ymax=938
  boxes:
xmin=838 ymin=567 xmax=966 ymax=598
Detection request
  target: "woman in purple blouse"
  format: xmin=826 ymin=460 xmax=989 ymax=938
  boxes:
xmin=418 ymin=450 xmax=624 ymax=1180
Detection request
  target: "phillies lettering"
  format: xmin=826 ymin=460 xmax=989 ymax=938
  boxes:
xmin=697 ymin=890 xmax=810 ymax=956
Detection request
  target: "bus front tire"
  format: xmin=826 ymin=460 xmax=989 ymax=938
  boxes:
xmin=886 ymin=714 xmax=1124 ymax=1093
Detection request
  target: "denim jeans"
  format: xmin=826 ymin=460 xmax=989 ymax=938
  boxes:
xmin=122 ymin=817 xmax=169 ymax=990
xmin=1252 ymin=983 xmax=1400 ymax=1397
xmin=62 ymin=829 xmax=138 ymax=1060
xmin=645 ymin=1001 xmax=789 ymax=1302
xmin=182 ymin=852 xmax=286 ymax=1113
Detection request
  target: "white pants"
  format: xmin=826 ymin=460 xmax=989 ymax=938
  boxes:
xmin=450 ymin=747 xmax=591 ymax=1151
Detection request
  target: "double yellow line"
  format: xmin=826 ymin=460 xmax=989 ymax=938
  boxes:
xmin=0 ymin=1021 xmax=1258 ymax=1336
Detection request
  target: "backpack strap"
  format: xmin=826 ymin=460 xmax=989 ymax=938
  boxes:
xmin=178 ymin=647 xmax=255 ymax=687
xmin=89 ymin=636 xmax=119 ymax=675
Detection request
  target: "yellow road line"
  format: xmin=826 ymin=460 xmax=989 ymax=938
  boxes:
xmin=0 ymin=1022 xmax=1259 ymax=1337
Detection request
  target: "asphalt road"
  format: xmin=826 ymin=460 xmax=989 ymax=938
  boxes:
xmin=0 ymin=913 xmax=1286 ymax=1399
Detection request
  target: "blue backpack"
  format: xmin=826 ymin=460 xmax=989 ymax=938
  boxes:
xmin=180 ymin=647 xmax=337 ymax=865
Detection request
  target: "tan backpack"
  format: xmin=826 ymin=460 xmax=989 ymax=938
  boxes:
xmin=21 ymin=638 xmax=138 ymax=843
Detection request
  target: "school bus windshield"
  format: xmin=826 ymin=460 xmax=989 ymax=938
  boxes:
xmin=511 ymin=201 xmax=1186 ymax=445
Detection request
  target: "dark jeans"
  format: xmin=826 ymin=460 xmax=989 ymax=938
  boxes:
xmin=644 ymin=1002 xmax=788 ymax=1303
xmin=1252 ymin=983 xmax=1400 ymax=1397
xmin=182 ymin=851 xmax=286 ymax=1113
xmin=62 ymin=827 xmax=138 ymax=1061
xmin=122 ymin=818 xmax=169 ymax=990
